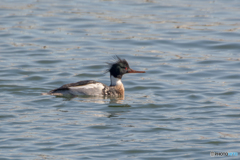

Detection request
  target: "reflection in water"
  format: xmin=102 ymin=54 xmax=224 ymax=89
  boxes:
xmin=58 ymin=95 xmax=131 ymax=119
xmin=108 ymin=103 xmax=131 ymax=107
xmin=109 ymin=97 xmax=125 ymax=104
xmin=57 ymin=95 xmax=125 ymax=104
xmin=107 ymin=110 xmax=130 ymax=118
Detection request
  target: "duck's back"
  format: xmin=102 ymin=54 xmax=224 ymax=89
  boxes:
xmin=44 ymin=80 xmax=108 ymax=96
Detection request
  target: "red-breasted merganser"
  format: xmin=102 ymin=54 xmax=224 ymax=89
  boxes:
xmin=42 ymin=56 xmax=145 ymax=97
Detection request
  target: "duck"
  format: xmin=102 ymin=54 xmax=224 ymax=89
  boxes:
xmin=42 ymin=56 xmax=145 ymax=97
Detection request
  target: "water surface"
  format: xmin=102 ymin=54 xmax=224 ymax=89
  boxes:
xmin=0 ymin=0 xmax=240 ymax=159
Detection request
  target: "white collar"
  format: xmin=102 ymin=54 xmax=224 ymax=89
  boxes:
xmin=110 ymin=75 xmax=122 ymax=86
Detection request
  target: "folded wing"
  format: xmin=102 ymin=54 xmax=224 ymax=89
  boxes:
xmin=47 ymin=80 xmax=107 ymax=96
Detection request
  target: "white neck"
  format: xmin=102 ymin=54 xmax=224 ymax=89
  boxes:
xmin=110 ymin=75 xmax=123 ymax=86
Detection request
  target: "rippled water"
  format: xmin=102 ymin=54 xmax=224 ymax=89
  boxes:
xmin=1 ymin=0 xmax=240 ymax=159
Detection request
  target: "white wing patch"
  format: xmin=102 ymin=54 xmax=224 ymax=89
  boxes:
xmin=69 ymin=83 xmax=104 ymax=90
xmin=68 ymin=83 xmax=105 ymax=96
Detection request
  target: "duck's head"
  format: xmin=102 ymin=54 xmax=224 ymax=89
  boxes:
xmin=107 ymin=56 xmax=145 ymax=79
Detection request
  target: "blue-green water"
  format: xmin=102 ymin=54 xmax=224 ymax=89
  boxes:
xmin=1 ymin=0 xmax=240 ymax=159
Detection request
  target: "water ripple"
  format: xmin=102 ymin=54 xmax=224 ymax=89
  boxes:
xmin=1 ymin=0 xmax=240 ymax=159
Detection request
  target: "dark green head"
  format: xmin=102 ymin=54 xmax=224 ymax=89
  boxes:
xmin=107 ymin=56 xmax=145 ymax=79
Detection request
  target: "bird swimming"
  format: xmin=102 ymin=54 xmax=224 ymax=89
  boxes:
xmin=42 ymin=56 xmax=145 ymax=97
